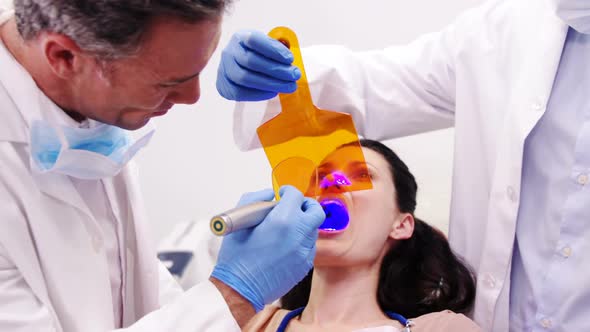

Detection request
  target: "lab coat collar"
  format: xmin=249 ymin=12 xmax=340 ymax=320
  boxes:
xmin=0 ymin=34 xmax=96 ymax=221
xmin=0 ymin=22 xmax=84 ymax=141
xmin=0 ymin=32 xmax=34 ymax=143
xmin=0 ymin=1 xmax=13 ymax=26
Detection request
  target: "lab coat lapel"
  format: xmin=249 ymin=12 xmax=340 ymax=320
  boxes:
xmin=509 ymin=2 xmax=568 ymax=141
xmin=31 ymin=166 xmax=157 ymax=330
xmin=474 ymin=1 xmax=568 ymax=330
xmin=32 ymin=172 xmax=95 ymax=221
xmin=2 ymin=159 xmax=115 ymax=331
xmin=27 ymin=175 xmax=114 ymax=331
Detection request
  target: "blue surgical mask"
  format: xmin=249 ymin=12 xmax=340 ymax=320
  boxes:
xmin=30 ymin=120 xmax=155 ymax=179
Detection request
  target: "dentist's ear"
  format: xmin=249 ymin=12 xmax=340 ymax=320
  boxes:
xmin=389 ymin=213 xmax=415 ymax=240
xmin=42 ymin=33 xmax=89 ymax=79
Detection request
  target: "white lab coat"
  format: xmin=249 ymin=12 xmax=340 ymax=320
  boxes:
xmin=233 ymin=0 xmax=568 ymax=331
xmin=0 ymin=6 xmax=239 ymax=332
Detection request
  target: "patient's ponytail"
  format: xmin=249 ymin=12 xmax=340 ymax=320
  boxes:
xmin=282 ymin=139 xmax=476 ymax=318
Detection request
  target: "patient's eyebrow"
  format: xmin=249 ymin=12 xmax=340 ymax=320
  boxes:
xmin=348 ymin=161 xmax=377 ymax=171
xmin=348 ymin=161 xmax=367 ymax=167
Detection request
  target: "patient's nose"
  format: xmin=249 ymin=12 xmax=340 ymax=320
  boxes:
xmin=319 ymin=172 xmax=352 ymax=193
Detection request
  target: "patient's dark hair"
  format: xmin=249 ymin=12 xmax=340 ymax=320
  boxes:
xmin=281 ymin=139 xmax=476 ymax=318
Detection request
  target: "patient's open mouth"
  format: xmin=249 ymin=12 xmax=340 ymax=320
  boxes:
xmin=319 ymin=198 xmax=350 ymax=232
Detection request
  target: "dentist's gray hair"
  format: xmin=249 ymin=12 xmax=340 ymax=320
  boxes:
xmin=13 ymin=0 xmax=232 ymax=60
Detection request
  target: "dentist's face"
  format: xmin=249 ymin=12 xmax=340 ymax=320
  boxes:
xmin=314 ymin=147 xmax=413 ymax=268
xmin=70 ymin=16 xmax=222 ymax=130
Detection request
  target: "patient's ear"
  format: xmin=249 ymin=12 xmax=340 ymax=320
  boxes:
xmin=389 ymin=213 xmax=414 ymax=240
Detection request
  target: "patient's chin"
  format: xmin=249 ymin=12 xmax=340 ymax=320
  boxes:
xmin=313 ymin=245 xmax=355 ymax=267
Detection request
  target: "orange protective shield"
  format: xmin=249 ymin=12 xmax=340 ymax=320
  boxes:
xmin=257 ymin=27 xmax=372 ymax=198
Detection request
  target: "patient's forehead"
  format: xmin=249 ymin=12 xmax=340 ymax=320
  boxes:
xmin=319 ymin=146 xmax=384 ymax=167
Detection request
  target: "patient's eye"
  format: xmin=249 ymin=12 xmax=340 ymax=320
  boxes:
xmin=351 ymin=169 xmax=372 ymax=181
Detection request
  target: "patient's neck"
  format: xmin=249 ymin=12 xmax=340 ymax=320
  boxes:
xmin=300 ymin=262 xmax=390 ymax=327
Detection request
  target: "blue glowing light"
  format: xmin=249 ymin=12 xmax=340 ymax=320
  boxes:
xmin=319 ymin=199 xmax=350 ymax=231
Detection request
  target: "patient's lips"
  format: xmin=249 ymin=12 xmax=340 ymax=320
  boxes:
xmin=319 ymin=197 xmax=350 ymax=233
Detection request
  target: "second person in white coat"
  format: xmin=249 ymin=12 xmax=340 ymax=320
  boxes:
xmin=216 ymin=0 xmax=590 ymax=330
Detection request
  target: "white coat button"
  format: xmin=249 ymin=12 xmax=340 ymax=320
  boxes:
xmin=92 ymin=236 xmax=103 ymax=253
xmin=506 ymin=186 xmax=518 ymax=203
xmin=577 ymin=174 xmax=588 ymax=185
xmin=562 ymin=247 xmax=572 ymax=258
xmin=483 ymin=273 xmax=496 ymax=288
xmin=540 ymin=318 xmax=552 ymax=328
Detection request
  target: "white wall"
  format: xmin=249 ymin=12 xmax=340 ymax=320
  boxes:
xmin=136 ymin=0 xmax=483 ymax=242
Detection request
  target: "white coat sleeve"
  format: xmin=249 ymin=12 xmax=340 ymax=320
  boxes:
xmin=156 ymin=259 xmax=184 ymax=305
xmin=117 ymin=249 xmax=239 ymax=331
xmin=233 ymin=10 xmax=473 ymax=151
xmin=116 ymin=281 xmax=240 ymax=332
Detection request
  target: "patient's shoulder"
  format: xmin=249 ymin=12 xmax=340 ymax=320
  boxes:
xmin=244 ymin=307 xmax=482 ymax=332
xmin=244 ymin=305 xmax=290 ymax=332
xmin=411 ymin=310 xmax=482 ymax=332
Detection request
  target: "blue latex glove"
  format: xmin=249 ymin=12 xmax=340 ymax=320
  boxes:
xmin=211 ymin=186 xmax=325 ymax=311
xmin=216 ymin=30 xmax=302 ymax=101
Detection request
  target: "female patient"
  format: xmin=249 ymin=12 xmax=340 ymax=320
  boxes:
xmin=246 ymin=139 xmax=481 ymax=331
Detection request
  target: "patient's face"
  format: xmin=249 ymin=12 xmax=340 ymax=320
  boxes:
xmin=314 ymin=146 xmax=408 ymax=268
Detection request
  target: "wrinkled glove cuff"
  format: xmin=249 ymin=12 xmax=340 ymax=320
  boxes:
xmin=211 ymin=265 xmax=265 ymax=312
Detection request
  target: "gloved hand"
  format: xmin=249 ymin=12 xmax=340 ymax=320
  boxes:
xmin=216 ymin=30 xmax=302 ymax=101
xmin=211 ymin=186 xmax=325 ymax=311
